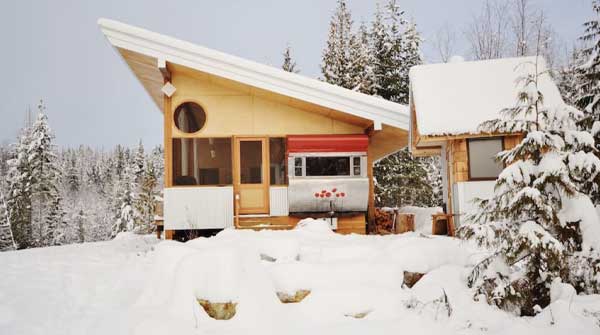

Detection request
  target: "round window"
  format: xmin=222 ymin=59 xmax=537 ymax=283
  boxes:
xmin=174 ymin=102 xmax=206 ymax=133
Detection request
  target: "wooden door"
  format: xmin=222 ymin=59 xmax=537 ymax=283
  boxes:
xmin=234 ymin=137 xmax=269 ymax=214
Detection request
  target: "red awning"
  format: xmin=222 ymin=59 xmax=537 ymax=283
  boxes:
xmin=287 ymin=134 xmax=368 ymax=153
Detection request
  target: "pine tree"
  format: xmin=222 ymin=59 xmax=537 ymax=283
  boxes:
xmin=133 ymin=140 xmax=146 ymax=183
xmin=348 ymin=22 xmax=376 ymax=94
xmin=281 ymin=45 xmax=299 ymax=73
xmin=111 ymin=165 xmax=136 ymax=237
xmin=64 ymin=154 xmax=80 ymax=193
xmin=0 ymin=189 xmax=16 ymax=251
xmin=44 ymin=195 xmax=66 ymax=246
xmin=134 ymin=161 xmax=158 ymax=234
xmin=27 ymin=102 xmax=62 ymax=247
xmin=6 ymin=125 xmax=33 ymax=249
xmin=321 ymin=0 xmax=355 ymax=89
xmin=73 ymin=209 xmax=86 ymax=243
xmin=460 ymin=56 xmax=600 ymax=315
xmin=577 ymin=1 xmax=600 ymax=205
xmin=374 ymin=148 xmax=435 ymax=208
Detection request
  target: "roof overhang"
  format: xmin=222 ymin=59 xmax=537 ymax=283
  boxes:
xmin=98 ymin=18 xmax=409 ymax=132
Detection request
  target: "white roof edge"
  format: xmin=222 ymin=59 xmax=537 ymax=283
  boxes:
xmin=97 ymin=18 xmax=409 ymax=130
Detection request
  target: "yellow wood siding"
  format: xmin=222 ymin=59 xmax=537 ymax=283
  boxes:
xmin=169 ymin=65 xmax=365 ymax=137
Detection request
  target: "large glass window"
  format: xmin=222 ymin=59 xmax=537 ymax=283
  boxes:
xmin=468 ymin=138 xmax=504 ymax=180
xmin=174 ymin=102 xmax=206 ymax=133
xmin=172 ymin=138 xmax=232 ymax=186
xmin=269 ymin=138 xmax=287 ymax=185
xmin=306 ymin=157 xmax=350 ymax=176
xmin=239 ymin=140 xmax=263 ymax=184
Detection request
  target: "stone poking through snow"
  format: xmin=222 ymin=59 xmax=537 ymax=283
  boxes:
xmin=344 ymin=310 xmax=372 ymax=319
xmin=197 ymin=299 xmax=238 ymax=320
xmin=276 ymin=290 xmax=311 ymax=303
xmin=403 ymin=271 xmax=425 ymax=288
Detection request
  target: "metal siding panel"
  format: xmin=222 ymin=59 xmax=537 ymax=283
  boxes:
xmin=269 ymin=187 xmax=289 ymax=216
xmin=164 ymin=187 xmax=234 ymax=230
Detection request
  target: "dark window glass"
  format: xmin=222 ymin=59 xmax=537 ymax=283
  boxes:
xmin=294 ymin=157 xmax=303 ymax=176
xmin=353 ymin=157 xmax=361 ymax=176
xmin=174 ymin=102 xmax=206 ymax=133
xmin=305 ymin=157 xmax=350 ymax=176
xmin=240 ymin=140 xmax=263 ymax=184
xmin=269 ymin=138 xmax=287 ymax=185
xmin=468 ymin=138 xmax=504 ymax=179
xmin=172 ymin=138 xmax=232 ymax=186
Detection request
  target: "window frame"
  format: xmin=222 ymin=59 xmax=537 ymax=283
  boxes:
xmin=466 ymin=137 xmax=505 ymax=181
xmin=171 ymin=137 xmax=234 ymax=187
xmin=173 ymin=101 xmax=208 ymax=135
xmin=288 ymin=152 xmax=366 ymax=179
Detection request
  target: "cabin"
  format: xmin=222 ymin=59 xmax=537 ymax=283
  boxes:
xmin=98 ymin=19 xmax=410 ymax=238
xmin=409 ymin=56 xmax=566 ymax=228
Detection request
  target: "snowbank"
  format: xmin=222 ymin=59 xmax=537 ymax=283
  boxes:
xmin=398 ymin=206 xmax=443 ymax=234
xmin=1 ymin=230 xmax=599 ymax=335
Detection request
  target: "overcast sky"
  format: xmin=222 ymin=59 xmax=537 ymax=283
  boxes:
xmin=0 ymin=0 xmax=593 ymax=148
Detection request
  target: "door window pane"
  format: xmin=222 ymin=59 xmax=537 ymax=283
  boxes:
xmin=468 ymin=138 xmax=504 ymax=179
xmin=172 ymin=138 xmax=232 ymax=186
xmin=269 ymin=138 xmax=287 ymax=185
xmin=306 ymin=157 xmax=350 ymax=176
xmin=240 ymin=141 xmax=263 ymax=184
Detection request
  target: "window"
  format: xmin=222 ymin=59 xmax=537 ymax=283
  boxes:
xmin=174 ymin=102 xmax=206 ymax=133
xmin=239 ymin=141 xmax=263 ymax=184
xmin=172 ymin=138 xmax=232 ymax=186
xmin=306 ymin=157 xmax=350 ymax=176
xmin=353 ymin=157 xmax=361 ymax=176
xmin=467 ymin=138 xmax=504 ymax=180
xmin=269 ymin=138 xmax=287 ymax=185
xmin=294 ymin=157 xmax=303 ymax=177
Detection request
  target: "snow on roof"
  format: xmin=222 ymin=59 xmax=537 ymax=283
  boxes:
xmin=97 ymin=18 xmax=409 ymax=131
xmin=409 ymin=56 xmax=566 ymax=137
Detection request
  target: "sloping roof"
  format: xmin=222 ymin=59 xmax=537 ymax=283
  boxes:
xmin=409 ymin=56 xmax=566 ymax=137
xmin=97 ymin=18 xmax=409 ymax=131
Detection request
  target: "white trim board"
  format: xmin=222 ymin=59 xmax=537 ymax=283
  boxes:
xmin=98 ymin=18 xmax=409 ymax=131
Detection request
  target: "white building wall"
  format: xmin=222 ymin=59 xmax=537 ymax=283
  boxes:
xmin=164 ymin=187 xmax=234 ymax=230
xmin=452 ymin=181 xmax=495 ymax=227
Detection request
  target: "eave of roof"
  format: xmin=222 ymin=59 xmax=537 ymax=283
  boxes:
xmin=98 ymin=18 xmax=409 ymax=131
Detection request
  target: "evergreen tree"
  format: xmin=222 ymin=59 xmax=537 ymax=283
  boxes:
xmin=134 ymin=161 xmax=158 ymax=234
xmin=281 ymin=45 xmax=299 ymax=73
xmin=349 ymin=22 xmax=376 ymax=94
xmin=27 ymin=103 xmax=62 ymax=246
xmin=374 ymin=148 xmax=435 ymax=208
xmin=460 ymin=56 xmax=600 ymax=315
xmin=44 ymin=195 xmax=66 ymax=246
xmin=0 ymin=189 xmax=16 ymax=251
xmin=557 ymin=47 xmax=585 ymax=106
xmin=6 ymin=125 xmax=33 ymax=249
xmin=321 ymin=0 xmax=355 ymax=89
xmin=111 ymin=165 xmax=136 ymax=237
xmin=577 ymin=1 xmax=600 ymax=205
xmin=64 ymin=154 xmax=80 ymax=193
xmin=73 ymin=209 xmax=86 ymax=243
xmin=133 ymin=140 xmax=145 ymax=183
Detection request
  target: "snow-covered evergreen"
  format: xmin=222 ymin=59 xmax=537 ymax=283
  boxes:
xmin=460 ymin=55 xmax=600 ymax=315
xmin=281 ymin=45 xmax=299 ymax=73
xmin=320 ymin=0 xmax=355 ymax=89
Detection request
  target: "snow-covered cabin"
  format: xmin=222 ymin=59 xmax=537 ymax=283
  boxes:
xmin=98 ymin=19 xmax=410 ymax=238
xmin=409 ymin=56 xmax=566 ymax=226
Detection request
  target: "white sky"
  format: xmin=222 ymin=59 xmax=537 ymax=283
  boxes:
xmin=0 ymin=0 xmax=592 ymax=148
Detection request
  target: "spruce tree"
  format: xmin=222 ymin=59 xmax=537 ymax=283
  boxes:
xmin=6 ymin=125 xmax=33 ymax=249
xmin=0 ymin=189 xmax=16 ymax=251
xmin=460 ymin=56 xmax=600 ymax=315
xmin=374 ymin=148 xmax=435 ymax=208
xmin=577 ymin=0 xmax=600 ymax=205
xmin=321 ymin=0 xmax=355 ymax=89
xmin=349 ymin=22 xmax=376 ymax=94
xmin=134 ymin=161 xmax=158 ymax=234
xmin=111 ymin=165 xmax=136 ymax=237
xmin=133 ymin=140 xmax=145 ymax=183
xmin=73 ymin=209 xmax=86 ymax=243
xmin=27 ymin=103 xmax=62 ymax=247
xmin=64 ymin=154 xmax=80 ymax=193
xmin=281 ymin=45 xmax=299 ymax=73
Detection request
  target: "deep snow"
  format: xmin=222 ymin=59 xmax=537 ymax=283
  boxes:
xmin=0 ymin=226 xmax=599 ymax=335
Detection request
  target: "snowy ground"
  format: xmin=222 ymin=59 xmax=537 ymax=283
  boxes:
xmin=1 ymin=224 xmax=599 ymax=335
